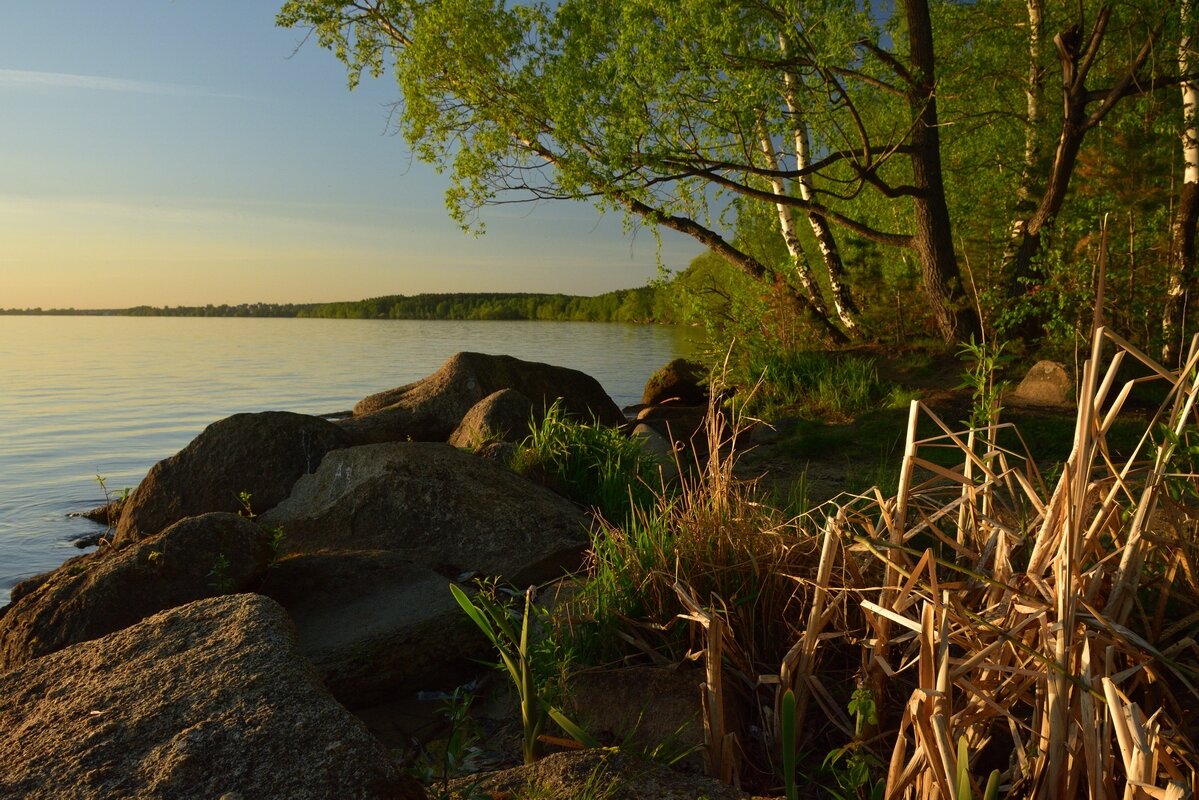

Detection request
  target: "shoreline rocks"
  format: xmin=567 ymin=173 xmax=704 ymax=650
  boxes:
xmin=340 ymin=352 xmax=624 ymax=444
xmin=115 ymin=411 xmax=351 ymax=546
xmin=0 ymin=594 xmax=425 ymax=799
xmin=4 ymin=352 xmax=721 ymax=799
xmin=0 ymin=513 xmax=274 ymax=672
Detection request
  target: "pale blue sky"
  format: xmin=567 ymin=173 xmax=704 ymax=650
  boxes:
xmin=0 ymin=1 xmax=701 ymax=309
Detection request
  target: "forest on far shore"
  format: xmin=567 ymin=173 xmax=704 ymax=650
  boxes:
xmin=0 ymin=286 xmax=671 ymax=324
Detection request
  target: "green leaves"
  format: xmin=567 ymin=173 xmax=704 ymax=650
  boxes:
xmin=448 ymin=581 xmax=597 ymax=764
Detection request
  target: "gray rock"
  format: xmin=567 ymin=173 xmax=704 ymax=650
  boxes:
xmin=643 ymin=358 xmax=708 ymax=406
xmin=258 ymin=550 xmax=483 ymax=706
xmin=116 ymin=411 xmax=352 ymax=545
xmin=0 ymin=513 xmax=274 ymax=672
xmin=261 ymin=442 xmax=591 ymax=586
xmin=341 ymin=352 xmax=624 ymax=444
xmin=448 ymin=388 xmax=535 ymax=450
xmin=1007 ymin=360 xmax=1073 ymax=408
xmin=636 ymin=404 xmax=710 ymax=453
xmin=631 ymin=423 xmax=680 ymax=483
xmin=0 ymin=594 xmax=426 ymax=800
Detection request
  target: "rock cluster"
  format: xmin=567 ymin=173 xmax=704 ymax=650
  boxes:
xmin=0 ymin=352 xmax=723 ymax=798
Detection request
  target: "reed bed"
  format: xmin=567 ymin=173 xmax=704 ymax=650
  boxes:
xmin=750 ymin=324 xmax=1199 ymax=798
xmin=561 ymin=325 xmax=1199 ymax=796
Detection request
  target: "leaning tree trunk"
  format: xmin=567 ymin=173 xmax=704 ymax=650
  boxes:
xmin=1161 ymin=0 xmax=1199 ymax=367
xmin=618 ymin=195 xmax=849 ymax=345
xmin=775 ymin=35 xmax=862 ymax=336
xmin=1002 ymin=7 xmax=1159 ymax=341
xmin=755 ymin=118 xmax=843 ymax=339
xmin=901 ymin=0 xmax=979 ymax=342
xmin=1000 ymin=10 xmax=1102 ymax=325
xmin=790 ymin=97 xmax=862 ymax=336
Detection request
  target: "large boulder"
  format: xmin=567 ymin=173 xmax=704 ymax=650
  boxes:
xmin=261 ymin=442 xmax=591 ymax=585
xmin=642 ymin=358 xmax=708 ymax=406
xmin=115 ymin=411 xmax=352 ymax=545
xmin=0 ymin=594 xmax=425 ymax=800
xmin=258 ymin=550 xmax=481 ymax=706
xmin=341 ymin=352 xmax=624 ymax=445
xmin=0 ymin=513 xmax=274 ymax=672
xmin=448 ymin=388 xmax=535 ymax=450
xmin=635 ymin=404 xmax=710 ymax=454
xmin=1007 ymin=360 xmax=1073 ymax=408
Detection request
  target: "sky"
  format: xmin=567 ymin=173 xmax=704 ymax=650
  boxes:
xmin=0 ymin=1 xmax=702 ymax=309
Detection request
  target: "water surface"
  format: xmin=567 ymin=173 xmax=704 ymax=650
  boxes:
xmin=0 ymin=316 xmax=696 ymax=602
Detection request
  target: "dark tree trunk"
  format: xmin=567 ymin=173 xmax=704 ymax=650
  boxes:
xmin=901 ymin=0 xmax=980 ymax=342
xmin=1001 ymin=17 xmax=1100 ymax=336
xmin=620 ymin=195 xmax=850 ymax=346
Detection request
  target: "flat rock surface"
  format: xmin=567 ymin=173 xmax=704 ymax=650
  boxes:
xmin=259 ymin=550 xmax=482 ymax=706
xmin=0 ymin=594 xmax=424 ymax=800
xmin=262 ymin=442 xmax=591 ymax=585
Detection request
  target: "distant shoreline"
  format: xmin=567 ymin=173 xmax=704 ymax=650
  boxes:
xmin=0 ymin=287 xmax=678 ymax=324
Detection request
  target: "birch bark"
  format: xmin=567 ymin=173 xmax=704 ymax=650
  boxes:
xmin=1161 ymin=0 xmax=1199 ymax=366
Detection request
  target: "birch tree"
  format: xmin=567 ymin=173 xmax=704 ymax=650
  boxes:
xmin=998 ymin=2 xmax=1191 ymax=338
xmin=1162 ymin=0 xmax=1199 ymax=366
xmin=278 ymin=0 xmax=983 ymax=343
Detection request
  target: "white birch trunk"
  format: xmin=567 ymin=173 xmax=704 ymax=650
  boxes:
xmin=1162 ymin=0 xmax=1199 ymax=364
xmin=1181 ymin=5 xmax=1198 ymax=189
xmin=778 ymin=35 xmax=861 ymax=335
xmin=755 ymin=119 xmax=831 ymax=322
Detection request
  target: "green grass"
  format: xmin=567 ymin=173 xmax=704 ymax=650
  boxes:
xmin=510 ymin=400 xmax=660 ymax=525
xmin=742 ymin=350 xmax=913 ymax=421
xmin=558 ymin=405 xmax=824 ymax=671
xmin=774 ymin=399 xmax=1148 ymax=503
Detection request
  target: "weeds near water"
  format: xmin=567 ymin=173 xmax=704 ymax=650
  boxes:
xmin=91 ymin=474 xmax=130 ymax=536
xmin=957 ymin=336 xmax=1012 ymax=430
xmin=511 ymin=400 xmax=659 ymax=526
xmin=409 ymin=686 xmax=486 ymax=798
xmin=450 ymin=580 xmax=596 ymax=765
xmin=546 ymin=320 xmax=1199 ymax=797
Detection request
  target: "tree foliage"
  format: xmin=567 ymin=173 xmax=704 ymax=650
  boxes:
xmin=278 ymin=0 xmax=1197 ymax=355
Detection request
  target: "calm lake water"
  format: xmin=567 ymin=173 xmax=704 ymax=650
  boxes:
xmin=0 ymin=316 xmax=698 ymax=603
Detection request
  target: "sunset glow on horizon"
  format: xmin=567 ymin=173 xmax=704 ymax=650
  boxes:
xmin=0 ymin=1 xmax=700 ymax=310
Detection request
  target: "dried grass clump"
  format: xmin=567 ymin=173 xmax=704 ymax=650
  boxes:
xmin=778 ymin=325 xmax=1199 ymax=798
xmin=572 ymin=383 xmax=823 ymax=668
xmin=570 ymin=327 xmax=1199 ymax=797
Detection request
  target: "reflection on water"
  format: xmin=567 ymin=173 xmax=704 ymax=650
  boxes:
xmin=0 ymin=316 xmax=697 ymax=602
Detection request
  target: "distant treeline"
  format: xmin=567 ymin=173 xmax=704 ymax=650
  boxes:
xmin=1 ymin=287 xmax=677 ymax=323
xmin=297 ymin=289 xmax=672 ymax=322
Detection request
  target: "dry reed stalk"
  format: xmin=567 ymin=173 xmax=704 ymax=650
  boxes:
xmin=777 ymin=514 xmax=840 ymax=747
xmin=656 ymin=326 xmax=1197 ymax=797
xmin=818 ymin=322 xmax=1199 ymax=799
xmin=674 ymin=583 xmax=741 ymax=785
